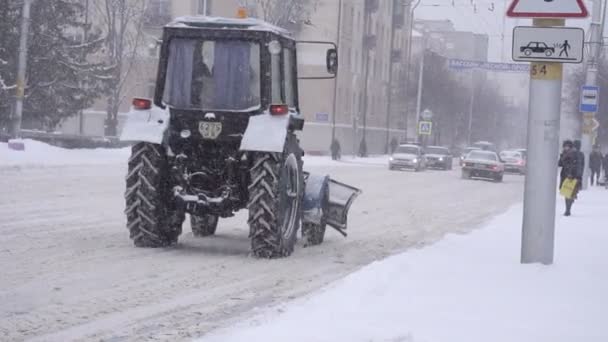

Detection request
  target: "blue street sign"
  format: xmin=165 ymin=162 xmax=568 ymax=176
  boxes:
xmin=448 ymin=59 xmax=530 ymax=73
xmin=580 ymin=85 xmax=599 ymax=113
xmin=315 ymin=113 xmax=329 ymax=122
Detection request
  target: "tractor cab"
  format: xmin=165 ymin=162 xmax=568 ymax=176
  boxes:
xmin=154 ymin=16 xmax=337 ymax=118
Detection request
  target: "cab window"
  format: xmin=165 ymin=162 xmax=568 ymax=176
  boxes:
xmin=283 ymin=48 xmax=296 ymax=108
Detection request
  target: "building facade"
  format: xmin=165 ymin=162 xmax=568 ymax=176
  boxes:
xmin=58 ymin=0 xmax=413 ymax=156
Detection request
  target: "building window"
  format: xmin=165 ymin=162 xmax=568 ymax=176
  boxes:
xmin=283 ymin=48 xmax=296 ymax=108
xmin=198 ymin=0 xmax=211 ymax=15
xmin=144 ymin=0 xmax=171 ymax=28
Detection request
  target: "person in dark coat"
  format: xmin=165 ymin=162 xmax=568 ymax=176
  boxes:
xmin=559 ymin=140 xmax=578 ymax=216
xmin=604 ymin=152 xmax=608 ymax=181
xmin=330 ymin=139 xmax=341 ymax=160
xmin=573 ymin=140 xmax=585 ymax=190
xmin=390 ymin=137 xmax=399 ymax=154
xmin=589 ymin=146 xmax=603 ymax=186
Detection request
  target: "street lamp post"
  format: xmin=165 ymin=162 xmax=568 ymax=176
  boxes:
xmin=331 ymin=0 xmax=343 ymax=149
xmin=404 ymin=0 xmax=421 ymax=140
xmin=10 ymin=0 xmax=35 ymax=143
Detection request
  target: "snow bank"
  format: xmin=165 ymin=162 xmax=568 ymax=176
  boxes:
xmin=0 ymin=139 xmax=388 ymax=169
xmin=0 ymin=139 xmax=130 ymax=168
xmin=200 ymin=190 xmax=608 ymax=342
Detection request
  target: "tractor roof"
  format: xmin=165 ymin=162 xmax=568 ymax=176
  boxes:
xmin=166 ymin=16 xmax=292 ymax=38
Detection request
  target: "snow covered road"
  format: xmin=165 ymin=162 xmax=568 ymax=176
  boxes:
xmin=0 ymin=152 xmax=524 ymax=341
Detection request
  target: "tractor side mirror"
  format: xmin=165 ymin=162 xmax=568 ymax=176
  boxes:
xmin=297 ymin=40 xmax=338 ymax=80
xmin=326 ymin=48 xmax=338 ymax=75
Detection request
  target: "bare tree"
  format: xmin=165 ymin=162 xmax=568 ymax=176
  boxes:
xmin=240 ymin=0 xmax=318 ymax=34
xmin=95 ymin=0 xmax=147 ymax=136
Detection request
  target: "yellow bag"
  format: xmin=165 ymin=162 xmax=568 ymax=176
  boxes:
xmin=560 ymin=178 xmax=578 ymax=199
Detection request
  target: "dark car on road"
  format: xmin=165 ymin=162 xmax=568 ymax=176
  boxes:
xmin=462 ymin=150 xmax=504 ymax=182
xmin=424 ymin=146 xmax=453 ymax=170
xmin=521 ymin=42 xmax=555 ymax=57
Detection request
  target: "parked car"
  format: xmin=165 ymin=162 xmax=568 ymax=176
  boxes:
xmin=514 ymin=148 xmax=527 ymax=161
xmin=424 ymin=146 xmax=453 ymax=170
xmin=499 ymin=150 xmax=526 ymax=174
xmin=460 ymin=146 xmax=481 ymax=166
xmin=389 ymin=144 xmax=426 ymax=172
xmin=462 ymin=150 xmax=504 ymax=182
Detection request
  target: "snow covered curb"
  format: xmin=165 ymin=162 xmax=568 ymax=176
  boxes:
xmin=0 ymin=140 xmax=130 ymax=168
xmin=200 ymin=190 xmax=608 ymax=342
xmin=1 ymin=139 xmax=389 ymax=169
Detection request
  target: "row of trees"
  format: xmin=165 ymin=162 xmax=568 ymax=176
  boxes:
xmin=0 ymin=0 xmax=319 ymax=137
xmin=407 ymin=50 xmax=524 ymax=149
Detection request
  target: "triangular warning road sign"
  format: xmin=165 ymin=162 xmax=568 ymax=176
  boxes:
xmin=507 ymin=0 xmax=588 ymax=18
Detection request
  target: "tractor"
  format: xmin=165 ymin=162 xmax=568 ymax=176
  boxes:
xmin=120 ymin=16 xmax=360 ymax=258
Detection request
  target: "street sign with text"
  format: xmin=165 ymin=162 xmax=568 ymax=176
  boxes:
xmin=507 ymin=0 xmax=588 ymax=18
xmin=512 ymin=26 xmax=584 ymax=64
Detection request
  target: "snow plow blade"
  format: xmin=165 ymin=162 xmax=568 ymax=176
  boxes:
xmin=303 ymin=173 xmax=361 ymax=236
xmin=326 ymin=178 xmax=361 ymax=232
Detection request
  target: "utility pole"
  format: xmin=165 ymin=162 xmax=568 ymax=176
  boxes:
xmin=331 ymin=0 xmax=343 ymax=148
xmin=580 ymin=0 xmax=606 ymax=190
xmin=10 ymin=0 xmax=34 ymax=142
xmin=385 ymin=0 xmax=398 ymax=153
xmin=414 ymin=41 xmax=425 ymax=143
xmin=467 ymin=71 xmax=476 ymax=145
xmin=359 ymin=2 xmax=373 ymax=157
xmin=404 ymin=0 xmax=421 ymax=141
xmin=79 ymin=0 xmax=90 ymax=136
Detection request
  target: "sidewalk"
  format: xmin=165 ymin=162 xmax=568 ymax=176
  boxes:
xmin=200 ymin=189 xmax=608 ymax=342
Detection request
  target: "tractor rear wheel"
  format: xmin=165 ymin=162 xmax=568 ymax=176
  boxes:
xmin=248 ymin=133 xmax=303 ymax=258
xmin=125 ymin=143 xmax=184 ymax=247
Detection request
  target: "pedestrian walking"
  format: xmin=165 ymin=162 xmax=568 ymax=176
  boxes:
xmin=390 ymin=137 xmax=398 ymax=154
xmin=330 ymin=139 xmax=341 ymax=161
xmin=589 ymin=146 xmax=603 ymax=186
xmin=559 ymin=140 xmax=579 ymax=216
xmin=603 ymin=152 xmax=608 ymax=184
xmin=560 ymin=40 xmax=571 ymax=57
xmin=573 ymin=140 xmax=585 ymax=187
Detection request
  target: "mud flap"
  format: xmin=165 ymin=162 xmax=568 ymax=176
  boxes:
xmin=119 ymin=105 xmax=169 ymax=144
xmin=303 ymin=172 xmax=361 ymax=236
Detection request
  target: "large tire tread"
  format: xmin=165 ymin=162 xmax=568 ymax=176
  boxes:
xmin=248 ymin=135 xmax=303 ymax=258
xmin=125 ymin=143 xmax=183 ymax=248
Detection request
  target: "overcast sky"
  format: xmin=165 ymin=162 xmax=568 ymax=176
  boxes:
xmin=415 ymin=0 xmax=594 ymax=62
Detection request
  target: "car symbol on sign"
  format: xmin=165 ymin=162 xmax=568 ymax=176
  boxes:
xmin=520 ymin=42 xmax=555 ymax=57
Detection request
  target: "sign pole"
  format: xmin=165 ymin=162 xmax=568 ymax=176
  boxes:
xmin=521 ymin=18 xmax=565 ymax=265
xmin=581 ymin=0 xmax=605 ymax=190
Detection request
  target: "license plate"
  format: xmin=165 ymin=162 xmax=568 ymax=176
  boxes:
xmin=475 ymin=163 xmax=485 ymax=168
xmin=199 ymin=121 xmax=222 ymax=139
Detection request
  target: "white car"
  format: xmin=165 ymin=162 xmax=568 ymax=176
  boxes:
xmin=389 ymin=144 xmax=426 ymax=172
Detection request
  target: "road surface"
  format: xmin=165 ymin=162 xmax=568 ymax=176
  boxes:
xmin=0 ymin=158 xmax=524 ymax=341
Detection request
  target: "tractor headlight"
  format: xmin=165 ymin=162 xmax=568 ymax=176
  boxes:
xmin=180 ymin=129 xmax=191 ymax=138
xmin=268 ymin=40 xmax=282 ymax=55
